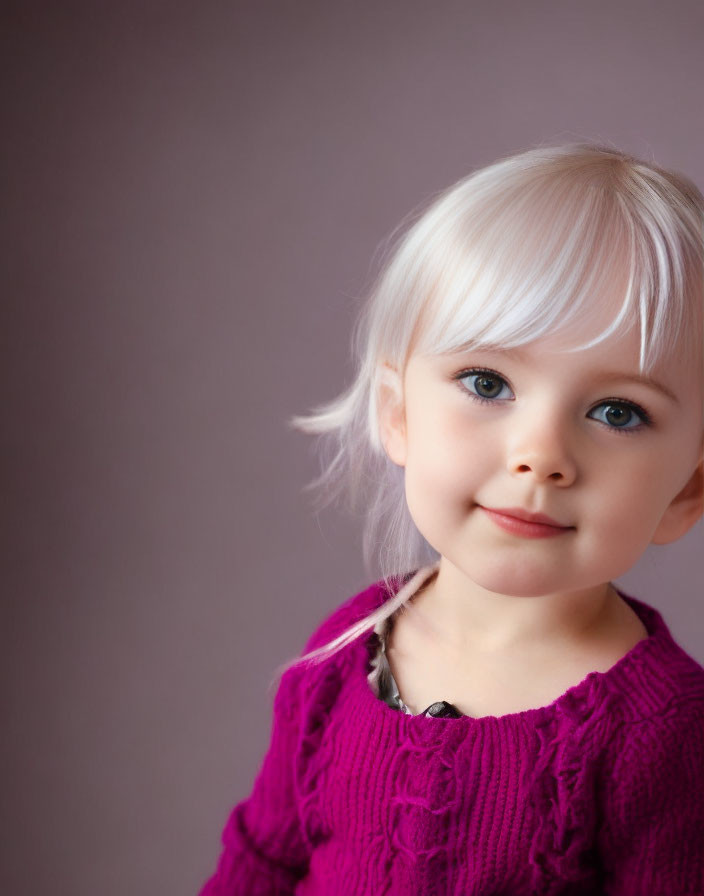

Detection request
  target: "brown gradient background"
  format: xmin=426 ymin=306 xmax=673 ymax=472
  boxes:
xmin=2 ymin=2 xmax=703 ymax=894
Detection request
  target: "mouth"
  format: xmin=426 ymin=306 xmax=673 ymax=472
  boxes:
xmin=478 ymin=505 xmax=575 ymax=537
xmin=480 ymin=505 xmax=573 ymax=528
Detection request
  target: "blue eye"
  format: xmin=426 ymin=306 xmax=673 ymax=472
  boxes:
xmin=453 ymin=368 xmax=654 ymax=434
xmin=588 ymin=401 xmax=651 ymax=432
xmin=455 ymin=369 xmax=514 ymax=403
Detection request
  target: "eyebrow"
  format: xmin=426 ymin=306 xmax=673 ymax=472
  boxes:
xmin=450 ymin=346 xmax=679 ymax=405
xmin=593 ymin=372 xmax=679 ymax=405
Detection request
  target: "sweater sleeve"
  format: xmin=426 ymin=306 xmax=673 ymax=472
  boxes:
xmin=598 ymin=702 xmax=704 ymax=895
xmin=198 ymin=665 xmax=311 ymax=896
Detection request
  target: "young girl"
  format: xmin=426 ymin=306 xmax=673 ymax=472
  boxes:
xmin=199 ymin=143 xmax=704 ymax=895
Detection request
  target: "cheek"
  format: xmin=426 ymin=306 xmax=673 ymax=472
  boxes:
xmin=589 ymin=462 xmax=674 ymax=548
xmin=403 ymin=469 xmax=468 ymax=554
xmin=403 ymin=439 xmax=483 ymax=530
xmin=600 ymin=454 xmax=682 ymax=512
xmin=406 ymin=401 xmax=482 ymax=471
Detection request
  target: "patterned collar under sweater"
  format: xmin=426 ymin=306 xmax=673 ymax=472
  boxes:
xmin=199 ymin=564 xmax=704 ymax=895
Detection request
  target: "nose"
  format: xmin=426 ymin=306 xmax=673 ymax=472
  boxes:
xmin=506 ymin=420 xmax=577 ymax=486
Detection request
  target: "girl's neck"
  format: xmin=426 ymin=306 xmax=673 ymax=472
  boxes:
xmin=403 ymin=561 xmax=622 ymax=658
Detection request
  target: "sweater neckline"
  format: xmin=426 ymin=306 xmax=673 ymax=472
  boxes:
xmin=354 ymin=569 xmax=670 ymax=727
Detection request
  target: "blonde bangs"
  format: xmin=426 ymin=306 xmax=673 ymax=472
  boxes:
xmin=402 ymin=153 xmax=700 ymax=375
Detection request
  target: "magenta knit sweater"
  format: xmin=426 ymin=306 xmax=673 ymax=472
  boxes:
xmin=199 ymin=577 xmax=704 ymax=895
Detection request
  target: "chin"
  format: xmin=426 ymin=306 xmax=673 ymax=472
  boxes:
xmin=468 ymin=565 xmax=574 ymax=598
xmin=484 ymin=580 xmax=555 ymax=598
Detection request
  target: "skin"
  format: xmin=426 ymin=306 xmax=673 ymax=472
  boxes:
xmin=378 ymin=316 xmax=704 ymax=662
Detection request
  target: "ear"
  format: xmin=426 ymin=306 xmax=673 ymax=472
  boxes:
xmin=377 ymin=362 xmax=407 ymax=467
xmin=651 ymin=452 xmax=704 ymax=545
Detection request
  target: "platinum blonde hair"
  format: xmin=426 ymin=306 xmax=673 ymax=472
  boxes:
xmin=272 ymin=142 xmax=704 ymax=688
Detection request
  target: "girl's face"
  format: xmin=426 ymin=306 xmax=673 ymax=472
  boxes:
xmin=381 ymin=321 xmax=703 ymax=600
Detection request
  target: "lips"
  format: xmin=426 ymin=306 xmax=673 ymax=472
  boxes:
xmin=479 ymin=506 xmax=572 ymax=528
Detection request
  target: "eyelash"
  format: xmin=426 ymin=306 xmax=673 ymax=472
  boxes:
xmin=453 ymin=367 xmax=655 ymax=435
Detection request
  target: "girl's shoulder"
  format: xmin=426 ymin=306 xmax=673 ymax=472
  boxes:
xmin=270 ymin=579 xmax=389 ymax=725
xmin=302 ymin=577 xmax=388 ymax=655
